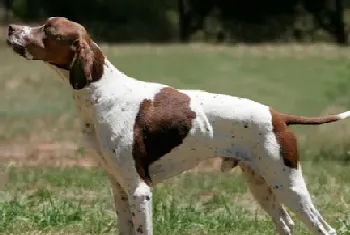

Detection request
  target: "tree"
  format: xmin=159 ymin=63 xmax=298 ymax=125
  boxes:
xmin=304 ymin=0 xmax=347 ymax=45
xmin=178 ymin=0 xmax=190 ymax=42
xmin=335 ymin=0 xmax=347 ymax=44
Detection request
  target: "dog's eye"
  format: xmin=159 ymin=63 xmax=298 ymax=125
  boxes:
xmin=43 ymin=25 xmax=62 ymax=40
xmin=43 ymin=25 xmax=50 ymax=34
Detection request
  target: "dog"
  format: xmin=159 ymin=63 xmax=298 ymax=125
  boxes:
xmin=7 ymin=17 xmax=349 ymax=235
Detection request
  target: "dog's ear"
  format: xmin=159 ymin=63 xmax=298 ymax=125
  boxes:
xmin=69 ymin=38 xmax=93 ymax=90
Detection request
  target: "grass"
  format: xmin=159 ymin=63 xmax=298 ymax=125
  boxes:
xmin=0 ymin=162 xmax=349 ymax=234
xmin=1 ymin=42 xmax=350 ymax=234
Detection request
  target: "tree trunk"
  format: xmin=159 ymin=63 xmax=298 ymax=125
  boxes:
xmin=2 ymin=0 xmax=11 ymax=24
xmin=178 ymin=0 xmax=190 ymax=42
xmin=334 ymin=0 xmax=347 ymax=45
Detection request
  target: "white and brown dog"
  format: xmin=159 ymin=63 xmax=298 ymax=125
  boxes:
xmin=7 ymin=17 xmax=349 ymax=235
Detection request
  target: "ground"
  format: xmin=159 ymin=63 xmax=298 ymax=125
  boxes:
xmin=1 ymin=41 xmax=350 ymax=234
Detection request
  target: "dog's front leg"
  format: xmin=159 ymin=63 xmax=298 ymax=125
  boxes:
xmin=108 ymin=175 xmax=136 ymax=235
xmin=128 ymin=181 xmax=153 ymax=235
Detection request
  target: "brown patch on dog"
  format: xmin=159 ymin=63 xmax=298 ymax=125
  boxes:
xmin=89 ymin=43 xmax=104 ymax=82
xmin=270 ymin=108 xmax=299 ymax=169
xmin=133 ymin=87 xmax=197 ymax=186
xmin=68 ymin=39 xmax=105 ymax=89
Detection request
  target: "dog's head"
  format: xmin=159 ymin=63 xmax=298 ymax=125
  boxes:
xmin=7 ymin=17 xmax=104 ymax=90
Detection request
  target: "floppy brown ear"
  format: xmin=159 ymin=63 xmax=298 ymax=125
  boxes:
xmin=69 ymin=39 xmax=93 ymax=90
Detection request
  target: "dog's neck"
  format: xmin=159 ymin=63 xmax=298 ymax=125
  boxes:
xmin=46 ymin=55 xmax=136 ymax=102
xmin=46 ymin=41 xmax=131 ymax=87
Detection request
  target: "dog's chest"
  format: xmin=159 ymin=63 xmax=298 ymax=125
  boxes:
xmin=72 ymin=91 xmax=99 ymax=150
xmin=73 ymin=81 xmax=170 ymax=162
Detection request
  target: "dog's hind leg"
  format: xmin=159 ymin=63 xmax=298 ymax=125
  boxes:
xmin=271 ymin=171 xmax=334 ymax=235
xmin=311 ymin=209 xmax=336 ymax=235
xmin=258 ymin=158 xmax=335 ymax=234
xmin=240 ymin=163 xmax=295 ymax=235
xmin=258 ymin=113 xmax=337 ymax=235
xmin=220 ymin=158 xmax=294 ymax=234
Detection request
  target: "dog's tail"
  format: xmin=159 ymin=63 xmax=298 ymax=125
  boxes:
xmin=281 ymin=111 xmax=350 ymax=126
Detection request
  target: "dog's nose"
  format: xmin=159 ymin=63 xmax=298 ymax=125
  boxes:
xmin=8 ymin=25 xmax=20 ymax=36
xmin=8 ymin=25 xmax=15 ymax=35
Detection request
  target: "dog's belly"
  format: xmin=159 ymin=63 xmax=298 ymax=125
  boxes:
xmin=148 ymin=117 xmax=268 ymax=184
xmin=149 ymin=134 xmax=215 ymax=184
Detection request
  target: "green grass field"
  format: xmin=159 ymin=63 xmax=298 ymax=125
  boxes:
xmin=0 ymin=163 xmax=349 ymax=234
xmin=1 ymin=42 xmax=350 ymax=234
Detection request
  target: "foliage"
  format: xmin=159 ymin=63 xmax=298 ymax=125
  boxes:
xmin=4 ymin=0 xmax=350 ymax=43
xmin=9 ymin=0 xmax=177 ymax=42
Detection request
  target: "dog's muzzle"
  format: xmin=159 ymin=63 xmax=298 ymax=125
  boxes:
xmin=7 ymin=39 xmax=26 ymax=57
xmin=7 ymin=25 xmax=30 ymax=59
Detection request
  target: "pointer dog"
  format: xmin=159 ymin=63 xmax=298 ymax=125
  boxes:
xmin=7 ymin=17 xmax=349 ymax=235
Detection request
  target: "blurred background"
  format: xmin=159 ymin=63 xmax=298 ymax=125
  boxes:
xmin=1 ymin=0 xmax=350 ymax=44
xmin=0 ymin=1 xmax=350 ymax=234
